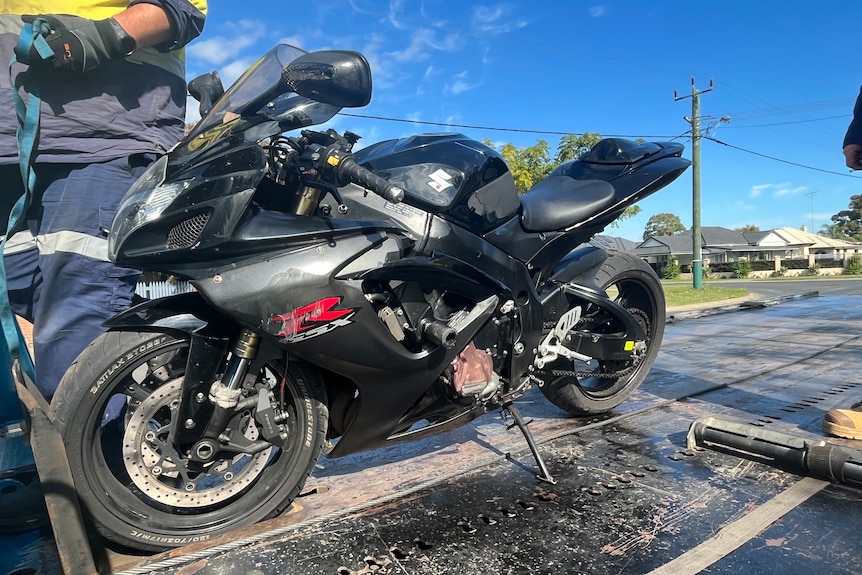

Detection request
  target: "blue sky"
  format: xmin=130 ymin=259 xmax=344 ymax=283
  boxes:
xmin=187 ymin=0 xmax=862 ymax=242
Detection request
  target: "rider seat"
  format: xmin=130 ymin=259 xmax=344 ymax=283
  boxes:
xmin=519 ymin=177 xmax=616 ymax=233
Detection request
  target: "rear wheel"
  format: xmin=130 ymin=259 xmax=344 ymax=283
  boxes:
xmin=51 ymin=330 xmax=328 ymax=551
xmin=538 ymin=251 xmax=665 ymax=415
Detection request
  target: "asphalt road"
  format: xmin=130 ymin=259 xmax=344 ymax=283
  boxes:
xmin=707 ymin=276 xmax=862 ymax=300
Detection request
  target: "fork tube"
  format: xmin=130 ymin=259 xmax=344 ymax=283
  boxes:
xmin=222 ymin=329 xmax=260 ymax=390
xmin=199 ymin=330 xmax=260 ymax=441
xmin=294 ymin=185 xmax=323 ymax=216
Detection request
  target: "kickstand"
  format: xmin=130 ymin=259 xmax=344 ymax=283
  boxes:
xmin=502 ymin=402 xmax=556 ymax=484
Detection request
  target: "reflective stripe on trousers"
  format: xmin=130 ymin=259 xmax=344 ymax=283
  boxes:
xmin=3 ymin=157 xmax=151 ymax=398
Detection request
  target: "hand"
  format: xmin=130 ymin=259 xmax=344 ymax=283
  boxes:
xmin=20 ymin=14 xmax=135 ymax=73
xmin=843 ymin=144 xmax=862 ymax=170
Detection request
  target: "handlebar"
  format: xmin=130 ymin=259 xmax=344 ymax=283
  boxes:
xmin=323 ymin=147 xmax=404 ymax=203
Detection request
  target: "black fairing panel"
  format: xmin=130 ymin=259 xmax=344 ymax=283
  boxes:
xmin=580 ymin=138 xmax=665 ymax=164
xmin=190 ymin=230 xmax=496 ymax=456
xmin=115 ymin=141 xmax=268 ymax=267
xmin=328 ymin=182 xmax=432 ymax=251
xmin=549 ymin=140 xmax=686 ymax=181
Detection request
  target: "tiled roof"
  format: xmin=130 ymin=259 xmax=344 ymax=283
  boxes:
xmin=772 ymin=227 xmax=859 ymax=248
xmin=631 ymin=225 xmax=861 ymax=256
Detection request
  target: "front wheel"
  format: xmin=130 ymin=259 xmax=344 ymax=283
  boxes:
xmin=538 ymin=251 xmax=665 ymax=415
xmin=51 ymin=330 xmax=328 ymax=552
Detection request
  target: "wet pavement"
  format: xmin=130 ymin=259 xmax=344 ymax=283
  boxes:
xmin=4 ymin=292 xmax=862 ymax=575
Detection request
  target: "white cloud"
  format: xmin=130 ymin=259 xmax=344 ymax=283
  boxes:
xmin=470 ymin=4 xmax=528 ymax=34
xmin=386 ymin=28 xmax=461 ymax=62
xmin=277 ymin=35 xmax=305 ymax=49
xmin=748 ymin=182 xmax=805 ymax=198
xmin=220 ymin=59 xmax=256 ymax=88
xmin=388 ymin=29 xmax=434 ymax=62
xmin=748 ymin=184 xmax=771 ymax=198
xmin=388 ymin=0 xmax=408 ymax=30
xmin=446 ymin=71 xmax=482 ymax=95
xmin=186 ymin=20 xmax=264 ymax=65
xmin=773 ymin=185 xmax=808 ymax=197
xmin=589 ymin=5 xmax=606 ymax=18
xmin=347 ymin=0 xmax=376 ymax=15
xmin=416 ymin=65 xmax=440 ymax=96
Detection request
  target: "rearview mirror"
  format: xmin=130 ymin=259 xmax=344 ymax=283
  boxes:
xmin=187 ymin=71 xmax=224 ymax=118
xmin=281 ymin=50 xmax=372 ymax=108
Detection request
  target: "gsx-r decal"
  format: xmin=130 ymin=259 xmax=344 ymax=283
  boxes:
xmin=269 ymin=297 xmax=359 ymax=342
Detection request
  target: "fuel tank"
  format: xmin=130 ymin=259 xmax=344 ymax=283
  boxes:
xmin=353 ymin=133 xmax=521 ymax=234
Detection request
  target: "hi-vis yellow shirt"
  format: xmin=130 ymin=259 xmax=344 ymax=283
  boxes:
xmin=0 ymin=0 xmax=208 ymax=163
xmin=0 ymin=1 xmax=207 ymax=21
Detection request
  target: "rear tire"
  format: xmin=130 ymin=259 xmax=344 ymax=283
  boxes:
xmin=539 ymin=251 xmax=665 ymax=415
xmin=51 ymin=330 xmax=328 ymax=552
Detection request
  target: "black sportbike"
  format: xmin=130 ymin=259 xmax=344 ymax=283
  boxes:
xmin=50 ymin=45 xmax=690 ymax=550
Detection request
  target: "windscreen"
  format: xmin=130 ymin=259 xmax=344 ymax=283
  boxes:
xmin=186 ymin=44 xmax=341 ymax=141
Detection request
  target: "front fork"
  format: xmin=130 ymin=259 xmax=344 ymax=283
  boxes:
xmin=170 ymin=328 xmax=268 ymax=463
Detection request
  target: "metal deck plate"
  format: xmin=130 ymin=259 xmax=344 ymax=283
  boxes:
xmin=4 ymin=294 xmax=862 ymax=575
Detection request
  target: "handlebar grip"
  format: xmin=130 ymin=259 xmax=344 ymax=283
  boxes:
xmin=337 ymin=156 xmax=404 ymax=203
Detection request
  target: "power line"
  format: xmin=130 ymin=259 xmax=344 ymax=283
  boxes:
xmin=705 ymin=136 xmax=862 ymax=178
xmin=340 ymin=111 xmax=860 ymax=179
xmin=337 ymin=112 xmax=682 ymax=139
xmin=721 ymin=114 xmax=850 ymax=129
xmin=712 ymin=97 xmax=855 ymax=121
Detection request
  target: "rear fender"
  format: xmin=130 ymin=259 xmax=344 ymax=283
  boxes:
xmin=547 ymin=245 xmax=607 ymax=286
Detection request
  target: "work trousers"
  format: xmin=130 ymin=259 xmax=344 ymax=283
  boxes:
xmin=3 ymin=156 xmax=151 ymax=399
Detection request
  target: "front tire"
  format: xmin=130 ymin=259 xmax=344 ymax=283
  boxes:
xmin=51 ymin=330 xmax=328 ymax=552
xmin=539 ymin=251 xmax=665 ymax=415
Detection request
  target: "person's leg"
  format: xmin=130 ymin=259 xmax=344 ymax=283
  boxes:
xmin=5 ymin=230 xmax=41 ymax=324
xmin=30 ymin=158 xmax=144 ymax=399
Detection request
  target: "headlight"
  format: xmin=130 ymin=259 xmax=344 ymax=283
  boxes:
xmin=109 ymin=156 xmax=191 ymax=261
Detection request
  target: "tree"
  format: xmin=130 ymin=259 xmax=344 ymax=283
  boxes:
xmin=484 ymin=133 xmax=641 ymax=227
xmin=643 ymin=213 xmax=685 ymax=240
xmin=826 ymin=194 xmax=862 ymax=242
xmin=495 ymin=139 xmax=552 ymax=193
xmin=819 ymin=222 xmax=842 ymax=239
xmin=735 ymin=224 xmax=760 ymax=233
xmin=555 ymin=132 xmax=603 ymax=164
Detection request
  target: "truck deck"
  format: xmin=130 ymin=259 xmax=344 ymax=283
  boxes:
xmin=4 ymin=292 xmax=861 ymax=575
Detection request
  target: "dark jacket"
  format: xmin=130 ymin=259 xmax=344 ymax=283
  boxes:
xmin=0 ymin=0 xmax=207 ymax=164
xmin=844 ymin=86 xmax=862 ymax=148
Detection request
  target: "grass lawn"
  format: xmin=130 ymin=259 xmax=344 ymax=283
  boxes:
xmin=662 ymin=284 xmax=749 ymax=307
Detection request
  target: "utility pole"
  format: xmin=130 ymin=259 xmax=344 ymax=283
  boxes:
xmin=675 ymin=78 xmax=713 ymax=289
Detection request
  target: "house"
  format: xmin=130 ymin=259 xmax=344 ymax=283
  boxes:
xmin=771 ymin=226 xmax=862 ymax=260
xmin=632 ymin=226 xmax=862 ymax=269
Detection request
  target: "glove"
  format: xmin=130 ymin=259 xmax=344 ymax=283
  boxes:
xmin=20 ymin=14 xmax=136 ymax=73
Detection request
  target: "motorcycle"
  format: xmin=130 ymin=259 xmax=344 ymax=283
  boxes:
xmin=49 ymin=44 xmax=691 ymax=551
